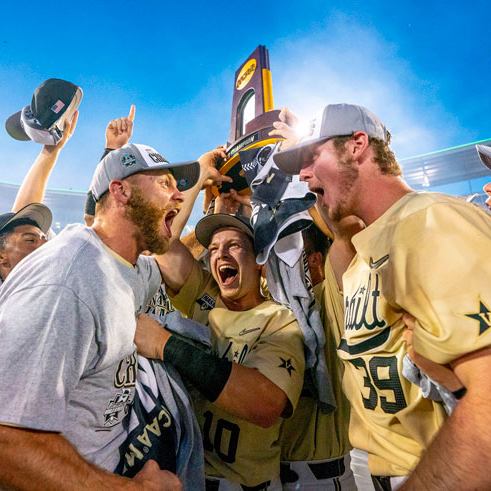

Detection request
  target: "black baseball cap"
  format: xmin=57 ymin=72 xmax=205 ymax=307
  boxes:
xmin=195 ymin=213 xmax=254 ymax=248
xmin=0 ymin=203 xmax=52 ymax=235
xmin=6 ymin=78 xmax=82 ymax=145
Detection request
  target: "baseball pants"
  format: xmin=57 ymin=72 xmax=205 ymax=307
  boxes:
xmin=280 ymin=454 xmax=357 ymax=490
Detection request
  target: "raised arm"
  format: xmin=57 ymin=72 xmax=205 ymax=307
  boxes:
xmin=0 ymin=426 xmax=181 ymax=491
xmin=12 ymin=111 xmax=78 ymax=211
xmin=153 ymin=147 xmax=232 ymax=294
xmin=105 ymin=105 xmax=135 ymax=150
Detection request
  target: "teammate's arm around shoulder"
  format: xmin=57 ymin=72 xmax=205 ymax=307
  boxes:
xmin=0 ymin=425 xmax=181 ymax=490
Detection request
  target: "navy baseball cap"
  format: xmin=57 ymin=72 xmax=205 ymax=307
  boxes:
xmin=273 ymin=103 xmax=389 ymax=175
xmin=195 ymin=213 xmax=254 ymax=248
xmin=6 ymin=78 xmax=82 ymax=146
xmin=0 ymin=203 xmax=52 ymax=235
xmin=90 ymin=143 xmax=200 ymax=201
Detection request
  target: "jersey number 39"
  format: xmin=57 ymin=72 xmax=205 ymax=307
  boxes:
xmin=348 ymin=356 xmax=407 ymax=414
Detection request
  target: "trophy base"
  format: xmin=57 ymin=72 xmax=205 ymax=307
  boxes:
xmin=211 ymin=132 xmax=282 ymax=197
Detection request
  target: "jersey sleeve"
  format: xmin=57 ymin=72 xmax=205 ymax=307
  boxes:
xmin=243 ymin=310 xmax=305 ymax=415
xmin=390 ymin=201 xmax=491 ymax=364
xmin=169 ymin=260 xmax=213 ymax=317
xmin=0 ymin=285 xmax=96 ymax=432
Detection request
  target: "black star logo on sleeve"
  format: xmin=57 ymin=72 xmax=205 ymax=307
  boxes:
xmin=464 ymin=298 xmax=491 ymax=336
xmin=279 ymin=357 xmax=296 ymax=376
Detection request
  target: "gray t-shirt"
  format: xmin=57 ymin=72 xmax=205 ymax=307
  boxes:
xmin=0 ymin=223 xmax=161 ymax=471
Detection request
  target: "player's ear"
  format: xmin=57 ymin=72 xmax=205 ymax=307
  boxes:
xmin=0 ymin=250 xmax=10 ymax=268
xmin=109 ymin=179 xmax=131 ymax=205
xmin=349 ymin=131 xmax=370 ymax=162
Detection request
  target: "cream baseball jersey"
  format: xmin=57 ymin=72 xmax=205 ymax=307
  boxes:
xmin=171 ymin=261 xmax=305 ymax=486
xmin=337 ymin=192 xmax=491 ymax=476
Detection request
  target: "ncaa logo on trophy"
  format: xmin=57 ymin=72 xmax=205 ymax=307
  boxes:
xmin=211 ymin=45 xmax=283 ymax=198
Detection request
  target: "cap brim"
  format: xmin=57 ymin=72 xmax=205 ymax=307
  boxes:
xmin=5 ymin=110 xmax=30 ymax=141
xmin=0 ymin=203 xmax=52 ymax=234
xmin=195 ymin=213 xmax=253 ymax=248
xmin=168 ymin=160 xmax=200 ymax=191
xmin=476 ymin=144 xmax=491 ymax=171
xmin=273 ymin=136 xmax=328 ymax=175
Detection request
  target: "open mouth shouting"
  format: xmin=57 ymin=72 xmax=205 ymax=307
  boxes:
xmin=163 ymin=207 xmax=180 ymax=237
xmin=218 ymin=263 xmax=239 ymax=287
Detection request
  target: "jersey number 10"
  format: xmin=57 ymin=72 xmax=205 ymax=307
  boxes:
xmin=203 ymin=410 xmax=240 ymax=463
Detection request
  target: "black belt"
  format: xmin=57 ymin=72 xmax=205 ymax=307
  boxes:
xmin=205 ymin=478 xmax=271 ymax=491
xmin=371 ymin=475 xmax=393 ymax=491
xmin=280 ymin=456 xmax=345 ymax=483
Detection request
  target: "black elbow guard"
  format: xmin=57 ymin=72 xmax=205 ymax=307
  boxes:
xmin=164 ymin=336 xmax=232 ymax=402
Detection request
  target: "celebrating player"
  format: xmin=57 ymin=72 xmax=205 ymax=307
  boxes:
xmin=134 ymin=168 xmax=305 ymax=489
xmin=274 ymin=103 xmax=491 ymax=490
xmin=0 ymin=142 xmax=201 ymax=490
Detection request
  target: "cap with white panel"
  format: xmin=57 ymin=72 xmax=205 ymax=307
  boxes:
xmin=89 ymin=143 xmax=200 ymax=201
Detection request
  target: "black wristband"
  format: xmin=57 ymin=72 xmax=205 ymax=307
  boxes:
xmin=101 ymin=147 xmax=115 ymax=160
xmin=451 ymin=386 xmax=467 ymax=400
xmin=164 ymin=336 xmax=232 ymax=402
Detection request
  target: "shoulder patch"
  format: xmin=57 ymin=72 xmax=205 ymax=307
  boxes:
xmin=196 ymin=293 xmax=216 ymax=311
xmin=463 ymin=297 xmax=491 ymax=336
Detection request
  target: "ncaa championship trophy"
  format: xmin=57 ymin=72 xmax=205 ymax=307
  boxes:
xmin=211 ymin=45 xmax=333 ymax=238
xmin=211 ymin=45 xmax=282 ymax=197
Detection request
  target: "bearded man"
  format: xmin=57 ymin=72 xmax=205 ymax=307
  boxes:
xmin=0 ymin=143 xmax=200 ymax=490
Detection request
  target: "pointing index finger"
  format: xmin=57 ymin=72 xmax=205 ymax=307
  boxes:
xmin=128 ymin=105 xmax=136 ymax=122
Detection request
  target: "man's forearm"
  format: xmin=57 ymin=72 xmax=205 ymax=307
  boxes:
xmin=163 ymin=336 xmax=287 ymax=428
xmin=0 ymin=426 xmax=140 ymax=490
xmin=401 ymin=350 xmax=491 ymax=490
xmin=12 ymin=147 xmax=61 ymax=211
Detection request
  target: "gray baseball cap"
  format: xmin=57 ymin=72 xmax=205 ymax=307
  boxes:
xmin=476 ymin=144 xmax=491 ymax=170
xmin=0 ymin=203 xmax=52 ymax=235
xmin=273 ymin=103 xmax=389 ymax=175
xmin=195 ymin=213 xmax=254 ymax=248
xmin=90 ymin=143 xmax=200 ymax=201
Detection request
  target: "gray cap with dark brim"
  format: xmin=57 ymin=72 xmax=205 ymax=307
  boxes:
xmin=274 ymin=103 xmax=389 ymax=175
xmin=90 ymin=143 xmax=200 ymax=201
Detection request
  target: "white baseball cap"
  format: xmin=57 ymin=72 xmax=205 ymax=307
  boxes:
xmin=90 ymin=143 xmax=200 ymax=201
xmin=273 ymin=103 xmax=389 ymax=175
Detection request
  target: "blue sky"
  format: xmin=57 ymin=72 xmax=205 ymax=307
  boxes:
xmin=1 ymin=0 xmax=490 ymax=192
